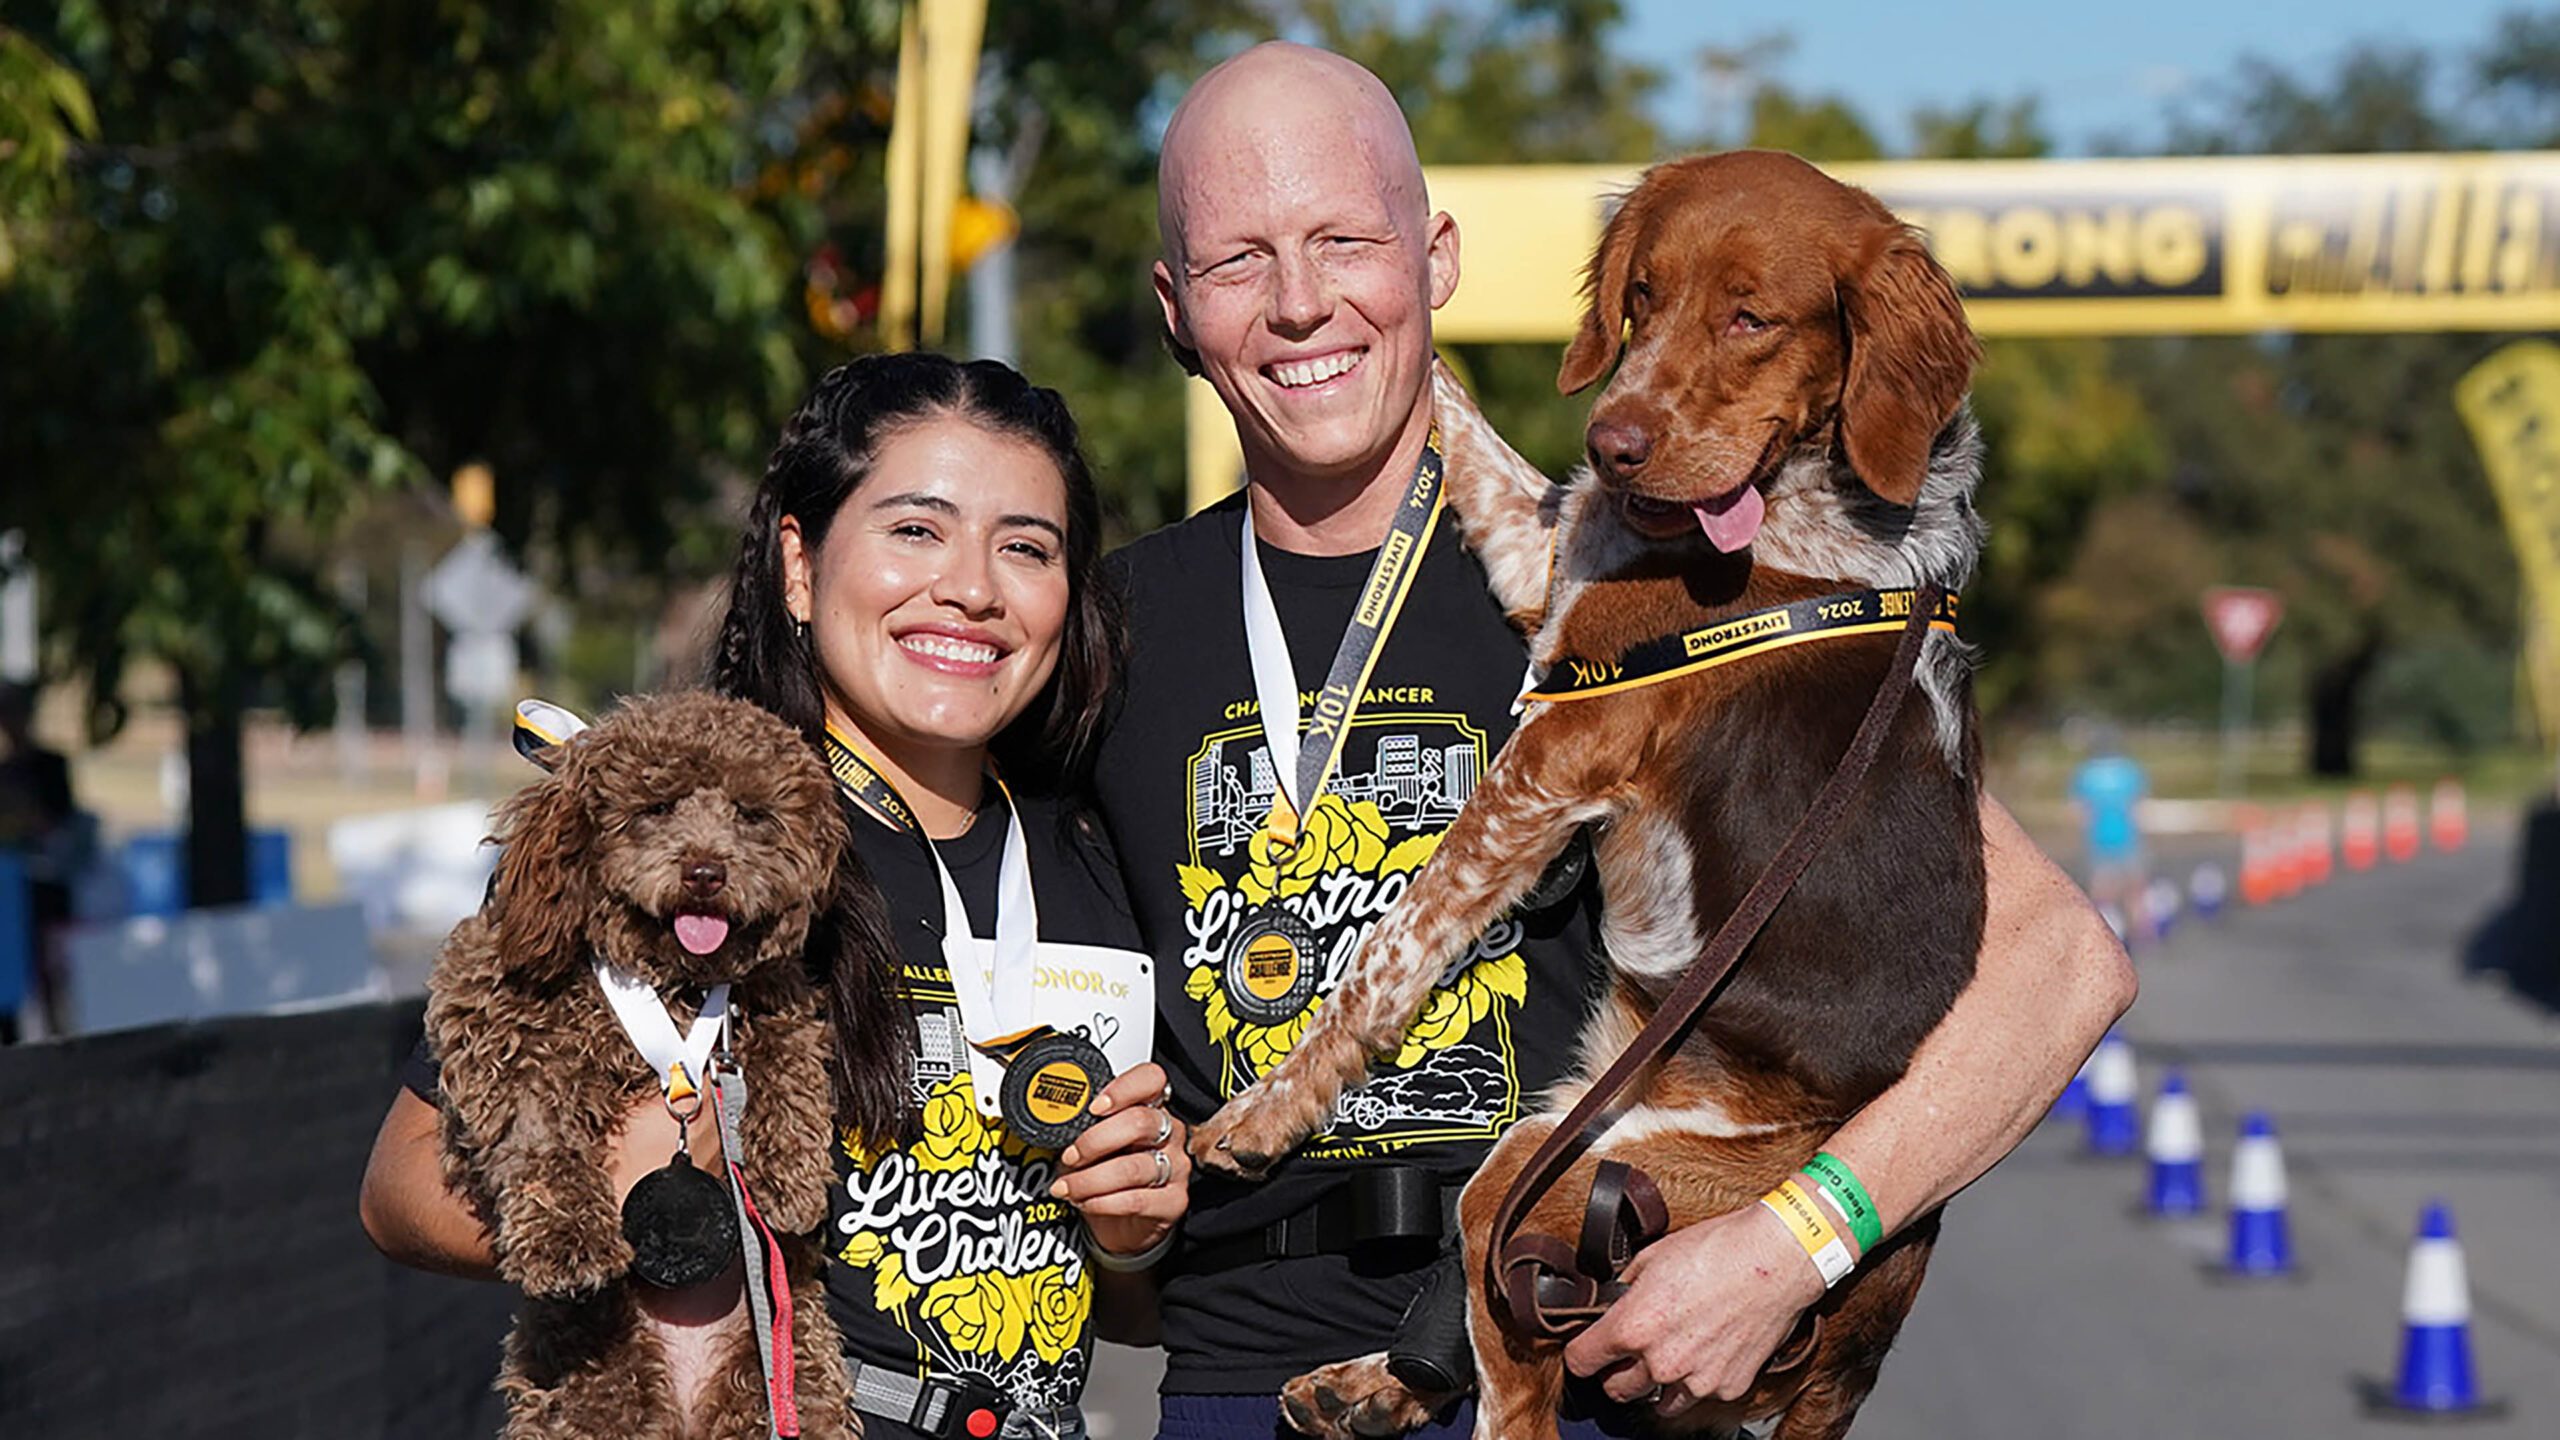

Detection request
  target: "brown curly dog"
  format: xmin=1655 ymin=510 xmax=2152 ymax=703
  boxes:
xmin=425 ymin=690 xmax=856 ymax=1440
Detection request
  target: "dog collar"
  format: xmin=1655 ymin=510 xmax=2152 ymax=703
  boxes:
xmin=1520 ymin=586 xmax=1958 ymax=703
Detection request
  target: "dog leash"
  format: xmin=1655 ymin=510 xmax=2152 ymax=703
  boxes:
xmin=1485 ymin=583 xmax=1946 ymax=1344
xmin=712 ymin=1048 xmax=802 ymax=1439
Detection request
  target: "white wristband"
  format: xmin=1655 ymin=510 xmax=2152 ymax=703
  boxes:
xmin=1759 ymin=1193 xmax=1855 ymax=1289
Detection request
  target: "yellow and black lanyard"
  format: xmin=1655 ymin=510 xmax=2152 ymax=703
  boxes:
xmin=1238 ymin=429 xmax=1447 ymax=849
xmin=1521 ymin=587 xmax=1959 ymax=704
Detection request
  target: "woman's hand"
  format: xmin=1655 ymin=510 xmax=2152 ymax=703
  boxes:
xmin=1050 ymin=1062 xmax=1189 ymax=1264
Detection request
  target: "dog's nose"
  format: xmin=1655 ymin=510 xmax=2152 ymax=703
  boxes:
xmin=683 ymin=861 xmax=727 ymax=899
xmin=1588 ymin=420 xmax=1652 ymax=481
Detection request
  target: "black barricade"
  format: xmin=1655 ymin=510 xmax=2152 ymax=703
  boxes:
xmin=0 ymin=999 xmax=511 ymax=1438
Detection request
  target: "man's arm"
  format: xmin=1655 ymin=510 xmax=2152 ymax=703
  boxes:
xmin=1564 ymin=793 xmax=2136 ymax=1409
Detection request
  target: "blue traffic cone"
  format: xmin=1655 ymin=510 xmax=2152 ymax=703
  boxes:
xmin=2049 ymin=1052 xmax=2092 ymax=1124
xmin=2144 ymin=878 xmax=2182 ymax=944
xmin=2143 ymin=1070 xmax=2205 ymax=1217
xmin=2392 ymin=1202 xmax=2482 ymax=1412
xmin=2189 ymin=862 xmax=2227 ymax=921
xmin=2084 ymin=1034 xmax=2140 ymax=1158
xmin=2223 ymin=1111 xmax=2293 ymax=1276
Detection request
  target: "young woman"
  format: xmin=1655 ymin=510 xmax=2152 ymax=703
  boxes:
xmin=361 ymin=354 xmax=1186 ymax=1440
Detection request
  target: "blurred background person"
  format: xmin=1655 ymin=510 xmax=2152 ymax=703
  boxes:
xmin=0 ymin=681 xmax=84 ymax=1041
xmin=2070 ymin=725 xmax=2149 ymax=916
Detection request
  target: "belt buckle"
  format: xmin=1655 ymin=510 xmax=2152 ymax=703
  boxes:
xmin=916 ymin=1374 xmax=1008 ymax=1440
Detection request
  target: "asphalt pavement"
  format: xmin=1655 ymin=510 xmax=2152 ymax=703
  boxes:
xmin=1084 ymin=814 xmax=2560 ymax=1440
xmin=1864 ymin=816 xmax=2559 ymax=1440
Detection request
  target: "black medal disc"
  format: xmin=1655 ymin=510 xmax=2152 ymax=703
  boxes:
xmin=620 ymin=1150 xmax=738 ymax=1289
xmin=1513 ymin=827 xmax=1593 ymax=916
xmin=1224 ymin=907 xmax=1320 ymax=1026
xmin=998 ymin=1028 xmax=1114 ymax=1150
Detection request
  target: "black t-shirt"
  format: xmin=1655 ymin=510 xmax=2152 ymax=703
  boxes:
xmin=402 ymin=787 xmax=1142 ymax=1427
xmin=825 ymin=785 xmax=1144 ymax=1427
xmin=1096 ymin=494 xmax=1602 ymax=1394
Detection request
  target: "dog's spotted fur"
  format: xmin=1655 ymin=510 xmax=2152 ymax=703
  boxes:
xmin=1192 ymin=152 xmax=1991 ymax=1440
xmin=427 ymin=690 xmax=856 ymax=1440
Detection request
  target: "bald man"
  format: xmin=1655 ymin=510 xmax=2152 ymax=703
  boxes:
xmin=1089 ymin=40 xmax=2134 ymax=1440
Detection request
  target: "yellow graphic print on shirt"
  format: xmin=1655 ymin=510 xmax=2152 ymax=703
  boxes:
xmin=1176 ymin=711 xmax=1530 ymax=1159
xmin=835 ymin=1067 xmax=1093 ymax=1403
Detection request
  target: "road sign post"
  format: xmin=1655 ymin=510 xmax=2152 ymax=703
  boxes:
xmin=2203 ymin=587 xmax=2285 ymax=797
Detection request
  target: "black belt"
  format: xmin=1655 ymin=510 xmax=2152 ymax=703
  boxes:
xmin=842 ymin=1356 xmax=1008 ymax=1440
xmin=1178 ymin=1166 xmax=1462 ymax=1274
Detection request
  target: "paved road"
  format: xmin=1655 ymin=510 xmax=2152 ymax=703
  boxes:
xmin=1865 ymin=817 xmax=2559 ymax=1440
xmin=1085 ymin=815 xmax=2560 ymax=1439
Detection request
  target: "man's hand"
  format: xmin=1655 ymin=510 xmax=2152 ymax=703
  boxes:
xmin=1562 ymin=1203 xmax=1823 ymax=1413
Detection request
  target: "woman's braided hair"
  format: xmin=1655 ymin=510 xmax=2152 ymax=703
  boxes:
xmin=706 ymin=353 xmax=1124 ymax=1141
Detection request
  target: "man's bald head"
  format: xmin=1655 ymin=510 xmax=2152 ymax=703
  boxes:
xmin=1157 ymin=42 xmax=1428 ymax=270
xmin=1149 ymin=41 xmax=1458 ymax=509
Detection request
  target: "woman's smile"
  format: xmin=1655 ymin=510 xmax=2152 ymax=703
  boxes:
xmin=893 ymin=622 xmax=1009 ymax=676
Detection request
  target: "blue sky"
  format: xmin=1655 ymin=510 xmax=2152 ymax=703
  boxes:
xmin=1616 ymin=1 xmax=2521 ymax=154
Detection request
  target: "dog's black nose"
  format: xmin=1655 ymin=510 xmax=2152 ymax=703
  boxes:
xmin=683 ymin=861 xmax=726 ymax=898
xmin=1588 ymin=420 xmax=1651 ymax=481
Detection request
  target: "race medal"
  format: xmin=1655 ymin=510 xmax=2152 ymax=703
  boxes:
xmin=621 ymin=1149 xmax=739 ymax=1289
xmin=985 ymin=1025 xmax=1114 ymax=1150
xmin=1514 ymin=827 xmax=1592 ymax=916
xmin=1224 ymin=906 xmax=1319 ymax=1026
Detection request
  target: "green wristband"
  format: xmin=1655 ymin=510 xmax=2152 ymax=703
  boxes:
xmin=1800 ymin=1151 xmax=1884 ymax=1254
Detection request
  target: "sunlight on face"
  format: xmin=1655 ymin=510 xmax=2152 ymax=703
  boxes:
xmin=785 ymin=416 xmax=1072 ymax=762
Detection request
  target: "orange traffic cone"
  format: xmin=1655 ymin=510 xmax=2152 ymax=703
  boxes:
xmin=2295 ymin=803 xmax=2333 ymax=888
xmin=2384 ymin=784 xmax=2423 ymax=863
xmin=2430 ymin=778 xmax=2468 ymax=852
xmin=2239 ymin=828 xmax=2276 ymax=906
xmin=2341 ymin=791 xmax=2379 ymax=871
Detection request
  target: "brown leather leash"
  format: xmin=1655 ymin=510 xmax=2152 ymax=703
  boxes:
xmin=1487 ymin=584 xmax=1946 ymax=1347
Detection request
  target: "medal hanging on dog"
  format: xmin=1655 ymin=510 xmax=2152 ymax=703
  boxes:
xmin=593 ymin=961 xmax=739 ymax=1289
xmin=824 ymin=726 xmax=1039 ymax=1125
xmin=1231 ymin=431 xmax=1445 ymax=1024
xmin=976 ymin=1023 xmax=1115 ymax=1149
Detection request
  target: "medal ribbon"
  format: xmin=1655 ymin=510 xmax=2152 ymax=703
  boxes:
xmin=592 ymin=961 xmax=730 ymax=1106
xmin=1521 ymin=587 xmax=1959 ymax=703
xmin=823 ymin=724 xmax=1037 ymax=1121
xmin=1240 ymin=428 xmax=1446 ymax=849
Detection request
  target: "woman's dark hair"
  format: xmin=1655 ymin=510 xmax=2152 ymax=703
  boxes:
xmin=707 ymin=352 xmax=1126 ymax=1141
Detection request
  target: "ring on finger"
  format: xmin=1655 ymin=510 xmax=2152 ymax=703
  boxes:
xmin=1152 ymin=1109 xmax=1173 ymax=1149
xmin=1151 ymin=1148 xmax=1172 ymax=1189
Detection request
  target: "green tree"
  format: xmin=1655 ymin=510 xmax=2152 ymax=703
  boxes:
xmin=2137 ymin=37 xmax=2516 ymax=774
xmin=0 ymin=1 xmax=847 ymax=902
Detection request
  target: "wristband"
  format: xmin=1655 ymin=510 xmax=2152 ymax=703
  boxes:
xmin=1799 ymin=1151 xmax=1884 ymax=1255
xmin=1759 ymin=1178 xmax=1854 ymax=1288
xmin=1086 ymin=1227 xmax=1174 ymax=1274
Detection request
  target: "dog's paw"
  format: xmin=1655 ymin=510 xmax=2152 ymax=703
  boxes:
xmin=496 ymin=1198 xmax=635 ymax=1300
xmin=1280 ymin=1354 xmax=1450 ymax=1440
xmin=499 ymin=1238 xmax=631 ymax=1300
xmin=1188 ymin=1088 xmax=1315 ymax=1179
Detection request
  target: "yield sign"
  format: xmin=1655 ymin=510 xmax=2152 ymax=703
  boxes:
xmin=2202 ymin=586 xmax=2284 ymax=664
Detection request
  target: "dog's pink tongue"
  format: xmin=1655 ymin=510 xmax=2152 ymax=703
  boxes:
xmin=673 ymin=913 xmax=730 ymax=956
xmin=1694 ymin=485 xmax=1765 ymax=552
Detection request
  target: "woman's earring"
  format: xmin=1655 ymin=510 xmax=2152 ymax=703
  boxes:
xmin=793 ymin=616 xmax=809 ymax=641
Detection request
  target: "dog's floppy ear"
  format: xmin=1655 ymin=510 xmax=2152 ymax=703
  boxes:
xmin=489 ymin=760 xmax=595 ymax=985
xmin=1837 ymin=223 xmax=1981 ymax=507
xmin=1557 ymin=182 xmax=1654 ymax=396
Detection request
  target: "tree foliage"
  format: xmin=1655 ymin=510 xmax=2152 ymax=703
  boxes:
xmin=0 ymin=0 xmax=867 ymax=897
